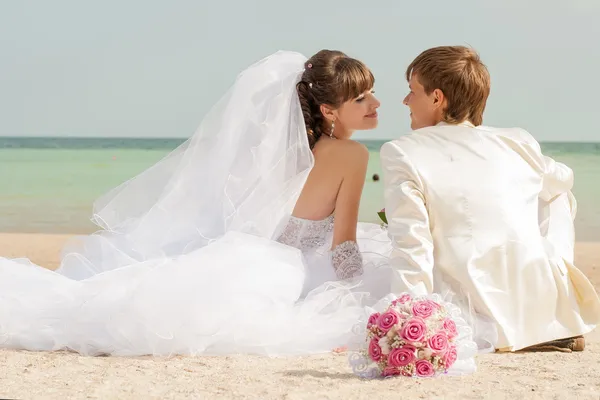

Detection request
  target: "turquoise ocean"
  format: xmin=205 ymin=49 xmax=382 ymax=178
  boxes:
xmin=1 ymin=138 xmax=599 ymax=241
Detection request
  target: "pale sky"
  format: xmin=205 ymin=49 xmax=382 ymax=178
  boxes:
xmin=1 ymin=0 xmax=599 ymax=141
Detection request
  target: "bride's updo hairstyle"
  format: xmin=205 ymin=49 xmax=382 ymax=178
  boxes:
xmin=297 ymin=50 xmax=375 ymax=149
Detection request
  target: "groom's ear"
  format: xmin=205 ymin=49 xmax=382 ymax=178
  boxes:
xmin=319 ymin=104 xmax=336 ymax=122
xmin=432 ymin=88 xmax=446 ymax=109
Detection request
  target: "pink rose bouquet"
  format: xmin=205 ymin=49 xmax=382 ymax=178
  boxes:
xmin=357 ymin=293 xmax=461 ymax=378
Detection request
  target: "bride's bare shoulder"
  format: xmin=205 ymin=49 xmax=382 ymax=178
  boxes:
xmin=313 ymin=139 xmax=369 ymax=165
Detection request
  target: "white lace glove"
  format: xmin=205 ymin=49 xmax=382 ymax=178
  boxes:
xmin=331 ymin=240 xmax=364 ymax=280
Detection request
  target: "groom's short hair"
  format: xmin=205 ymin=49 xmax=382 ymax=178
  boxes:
xmin=406 ymin=46 xmax=490 ymax=126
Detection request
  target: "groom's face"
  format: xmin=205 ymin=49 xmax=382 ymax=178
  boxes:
xmin=403 ymin=74 xmax=441 ymax=130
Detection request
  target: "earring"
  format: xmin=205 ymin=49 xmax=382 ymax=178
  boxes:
xmin=330 ymin=120 xmax=335 ymax=138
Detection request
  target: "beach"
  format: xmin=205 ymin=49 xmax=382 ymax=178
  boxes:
xmin=3 ymin=0 xmax=600 ymax=396
xmin=1 ymin=138 xmax=599 ymax=398
xmin=0 ymin=234 xmax=598 ymax=399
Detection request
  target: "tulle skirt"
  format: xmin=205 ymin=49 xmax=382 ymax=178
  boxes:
xmin=0 ymin=223 xmax=494 ymax=374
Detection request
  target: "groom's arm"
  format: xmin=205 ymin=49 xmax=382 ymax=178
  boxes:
xmin=380 ymin=141 xmax=434 ymax=296
xmin=540 ymin=155 xmax=575 ymax=204
xmin=509 ymin=128 xmax=574 ymax=203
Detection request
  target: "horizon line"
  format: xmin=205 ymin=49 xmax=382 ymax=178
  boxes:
xmin=1 ymin=136 xmax=598 ymax=144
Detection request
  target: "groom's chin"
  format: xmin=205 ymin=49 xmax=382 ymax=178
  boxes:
xmin=409 ymin=115 xmax=418 ymax=130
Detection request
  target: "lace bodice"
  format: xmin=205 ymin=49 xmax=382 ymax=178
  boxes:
xmin=276 ymin=215 xmax=335 ymax=249
xmin=276 ymin=215 xmax=363 ymax=280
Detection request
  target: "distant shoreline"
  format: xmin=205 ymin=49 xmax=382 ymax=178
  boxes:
xmin=2 ymin=135 xmax=599 ymax=143
xmin=1 ymin=136 xmax=599 ymax=151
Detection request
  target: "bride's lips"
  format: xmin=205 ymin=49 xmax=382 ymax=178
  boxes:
xmin=365 ymin=112 xmax=378 ymax=118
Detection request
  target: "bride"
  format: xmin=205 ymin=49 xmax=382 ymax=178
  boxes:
xmin=0 ymin=50 xmax=481 ymax=366
xmin=0 ymin=50 xmax=394 ymax=357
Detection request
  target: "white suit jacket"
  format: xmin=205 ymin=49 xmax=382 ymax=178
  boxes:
xmin=380 ymin=122 xmax=600 ymax=350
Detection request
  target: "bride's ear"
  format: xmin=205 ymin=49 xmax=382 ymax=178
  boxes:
xmin=319 ymin=104 xmax=336 ymax=122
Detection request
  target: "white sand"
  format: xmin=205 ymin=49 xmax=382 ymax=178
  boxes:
xmin=1 ymin=234 xmax=599 ymax=399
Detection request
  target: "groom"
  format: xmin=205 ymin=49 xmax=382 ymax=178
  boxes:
xmin=380 ymin=45 xmax=600 ymax=352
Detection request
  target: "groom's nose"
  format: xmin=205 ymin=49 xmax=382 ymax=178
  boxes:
xmin=403 ymin=94 xmax=410 ymax=105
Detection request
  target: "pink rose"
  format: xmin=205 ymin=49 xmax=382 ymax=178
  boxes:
xmin=427 ymin=332 xmax=449 ymax=355
xmin=388 ymin=344 xmax=416 ymax=367
xmin=443 ymin=318 xmax=458 ymax=339
xmin=399 ymin=293 xmax=412 ymax=303
xmin=400 ymin=317 xmax=426 ymax=343
xmin=367 ymin=312 xmax=380 ymax=328
xmin=368 ymin=338 xmax=382 ymax=362
xmin=412 ymin=300 xmax=439 ymax=319
xmin=415 ymin=359 xmax=436 ymax=377
xmin=377 ymin=309 xmax=400 ymax=333
xmin=391 ymin=293 xmax=412 ymax=306
xmin=443 ymin=345 xmax=458 ymax=369
xmin=382 ymin=366 xmax=401 ymax=377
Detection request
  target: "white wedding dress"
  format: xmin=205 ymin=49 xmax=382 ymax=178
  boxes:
xmin=0 ymin=214 xmax=392 ymax=356
xmin=0 ymin=51 xmax=393 ymax=357
xmin=0 ymin=51 xmax=481 ymax=372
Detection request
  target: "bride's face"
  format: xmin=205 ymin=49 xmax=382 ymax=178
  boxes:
xmin=332 ymin=89 xmax=380 ymax=135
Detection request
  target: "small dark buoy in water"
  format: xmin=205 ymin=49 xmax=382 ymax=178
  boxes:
xmin=372 ymin=174 xmax=379 ymax=182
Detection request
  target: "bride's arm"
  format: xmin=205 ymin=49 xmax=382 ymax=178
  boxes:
xmin=330 ymin=141 xmax=369 ymax=279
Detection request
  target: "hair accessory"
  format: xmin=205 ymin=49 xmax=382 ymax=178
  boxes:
xmin=308 ymin=82 xmax=313 ymax=88
xmin=307 ymin=63 xmax=312 ymax=69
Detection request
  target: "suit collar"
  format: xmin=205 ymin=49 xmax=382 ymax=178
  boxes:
xmin=436 ymin=120 xmax=475 ymax=128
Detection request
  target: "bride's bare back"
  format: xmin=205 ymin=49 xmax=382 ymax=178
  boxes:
xmin=292 ymin=137 xmax=369 ymax=248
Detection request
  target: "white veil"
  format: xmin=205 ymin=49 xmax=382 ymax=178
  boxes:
xmin=57 ymin=51 xmax=314 ymax=280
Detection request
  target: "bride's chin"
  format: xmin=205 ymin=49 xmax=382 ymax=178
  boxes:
xmin=362 ymin=120 xmax=379 ymax=130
